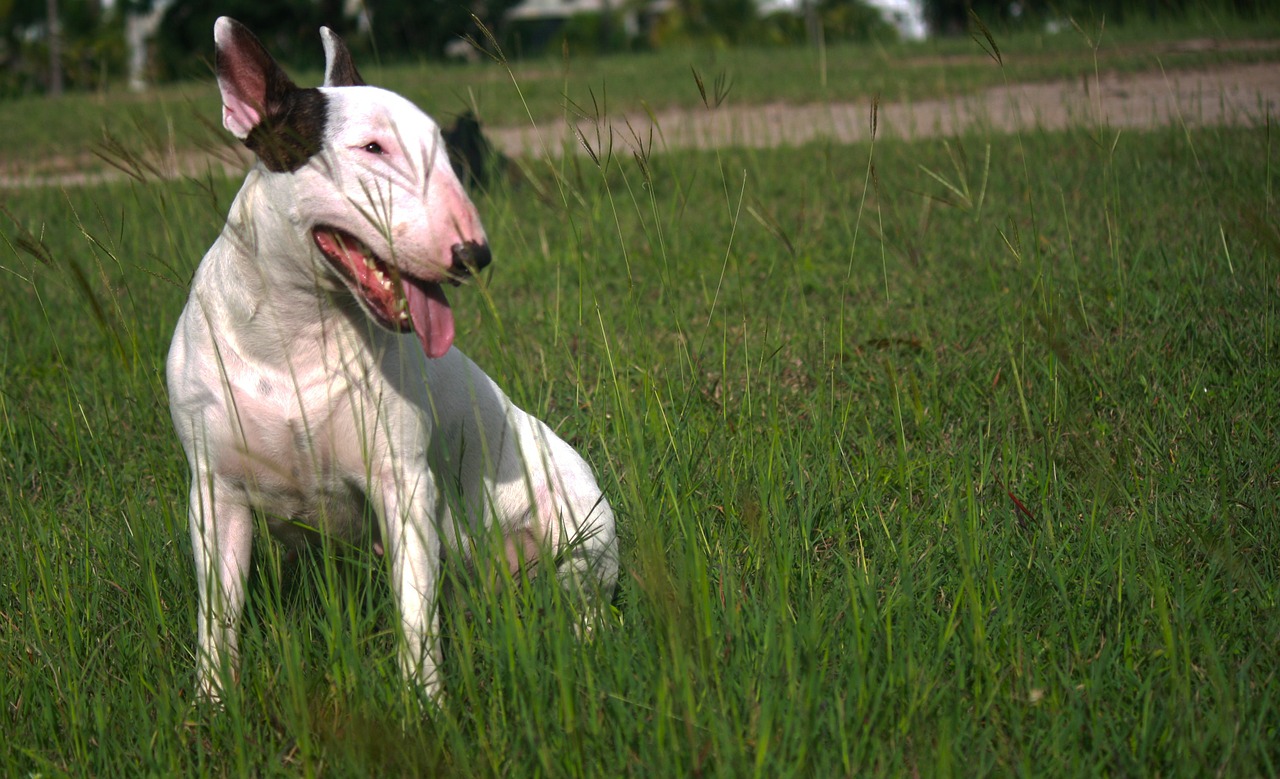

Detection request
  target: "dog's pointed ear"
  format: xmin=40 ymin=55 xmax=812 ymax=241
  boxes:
xmin=214 ymin=16 xmax=299 ymax=140
xmin=320 ymin=27 xmax=366 ymax=87
xmin=215 ymin=17 xmax=328 ymax=172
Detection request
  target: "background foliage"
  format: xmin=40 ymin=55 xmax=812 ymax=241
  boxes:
xmin=16 ymin=0 xmax=1274 ymax=97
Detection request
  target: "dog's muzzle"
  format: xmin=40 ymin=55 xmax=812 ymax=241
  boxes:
xmin=450 ymin=241 xmax=491 ymax=281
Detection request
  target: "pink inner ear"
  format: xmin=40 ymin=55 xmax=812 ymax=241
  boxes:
xmin=221 ymin=100 xmax=261 ymax=139
xmin=219 ymin=61 xmax=267 ymax=138
xmin=215 ymin=19 xmax=277 ymax=140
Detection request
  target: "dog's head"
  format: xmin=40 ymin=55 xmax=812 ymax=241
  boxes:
xmin=214 ymin=17 xmax=489 ymax=358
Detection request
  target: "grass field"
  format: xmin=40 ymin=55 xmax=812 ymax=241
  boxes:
xmin=1 ymin=13 xmax=1279 ymax=177
xmin=3 ymin=19 xmax=1280 ymax=777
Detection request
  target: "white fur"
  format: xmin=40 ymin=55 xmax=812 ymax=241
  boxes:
xmin=168 ymin=18 xmax=617 ymax=703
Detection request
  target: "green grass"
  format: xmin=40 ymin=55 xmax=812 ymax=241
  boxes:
xmin=1 ymin=16 xmax=1278 ymax=176
xmin=3 ymin=33 xmax=1280 ymax=777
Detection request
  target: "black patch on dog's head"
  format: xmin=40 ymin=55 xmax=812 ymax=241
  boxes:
xmin=244 ymin=88 xmax=329 ymax=173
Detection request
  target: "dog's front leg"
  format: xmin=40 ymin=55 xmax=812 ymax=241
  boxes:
xmin=375 ymin=473 xmax=444 ymax=702
xmin=187 ymin=473 xmax=254 ymax=702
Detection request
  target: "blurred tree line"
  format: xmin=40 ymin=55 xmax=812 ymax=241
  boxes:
xmin=0 ymin=0 xmax=1267 ymax=98
xmin=1 ymin=0 xmax=125 ymax=96
xmin=925 ymin=0 xmax=1266 ymax=34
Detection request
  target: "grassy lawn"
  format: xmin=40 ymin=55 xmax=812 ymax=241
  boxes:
xmin=0 ymin=14 xmax=1278 ymax=175
xmin=2 ymin=24 xmax=1279 ymax=777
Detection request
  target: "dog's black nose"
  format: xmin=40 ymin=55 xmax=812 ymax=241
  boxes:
xmin=451 ymin=241 xmax=492 ymax=276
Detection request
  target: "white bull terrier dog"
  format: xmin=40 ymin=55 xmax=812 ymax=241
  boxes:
xmin=166 ymin=17 xmax=617 ymax=702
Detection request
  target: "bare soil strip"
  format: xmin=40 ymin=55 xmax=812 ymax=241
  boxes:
xmin=490 ymin=62 xmax=1280 ymax=156
xmin=2 ymin=62 xmax=1277 ymax=189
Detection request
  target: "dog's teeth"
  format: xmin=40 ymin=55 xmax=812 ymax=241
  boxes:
xmin=381 ymin=277 xmax=393 ymax=291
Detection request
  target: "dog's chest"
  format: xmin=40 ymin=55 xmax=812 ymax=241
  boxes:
xmin=217 ymin=364 xmax=374 ymax=533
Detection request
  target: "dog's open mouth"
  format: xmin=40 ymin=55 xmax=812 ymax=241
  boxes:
xmin=312 ymin=227 xmax=455 ymax=358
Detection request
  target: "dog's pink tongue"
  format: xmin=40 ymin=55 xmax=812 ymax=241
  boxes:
xmin=402 ymin=279 xmax=454 ymax=358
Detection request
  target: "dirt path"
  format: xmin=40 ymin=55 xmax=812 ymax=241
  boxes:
xmin=3 ymin=61 xmax=1277 ymax=189
xmin=490 ymin=61 xmax=1280 ymax=155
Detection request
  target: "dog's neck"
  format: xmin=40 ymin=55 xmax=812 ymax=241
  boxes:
xmin=194 ymin=168 xmax=377 ymax=368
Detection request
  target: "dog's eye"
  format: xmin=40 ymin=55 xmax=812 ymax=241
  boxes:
xmin=361 ymin=142 xmax=385 ymax=155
